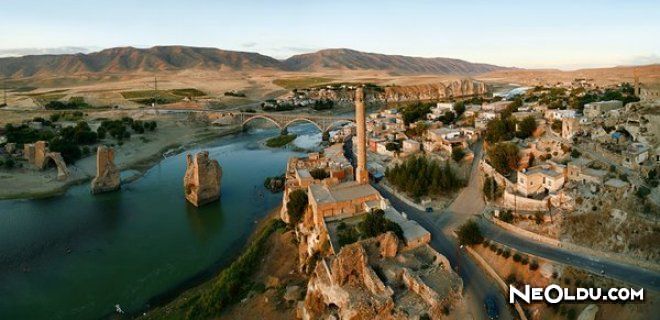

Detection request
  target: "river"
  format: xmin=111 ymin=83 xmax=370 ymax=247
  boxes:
xmin=0 ymin=124 xmax=323 ymax=319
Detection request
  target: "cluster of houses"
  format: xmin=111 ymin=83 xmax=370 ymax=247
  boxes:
xmin=362 ymin=105 xmax=481 ymax=160
xmin=482 ymin=93 xmax=659 ymax=214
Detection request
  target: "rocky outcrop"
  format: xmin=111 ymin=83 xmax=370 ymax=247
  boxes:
xmin=183 ymin=151 xmax=222 ymax=207
xmin=308 ymin=79 xmax=488 ymax=102
xmin=91 ymin=146 xmax=120 ymax=194
xmin=300 ymin=233 xmax=463 ymax=320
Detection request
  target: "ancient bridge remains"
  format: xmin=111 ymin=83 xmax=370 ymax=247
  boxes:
xmin=208 ymin=111 xmax=355 ymax=133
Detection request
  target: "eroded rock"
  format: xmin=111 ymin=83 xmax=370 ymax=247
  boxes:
xmin=91 ymin=146 xmax=120 ymax=194
xmin=183 ymin=151 xmax=222 ymax=207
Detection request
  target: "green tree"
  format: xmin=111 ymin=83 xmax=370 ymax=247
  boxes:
xmin=309 ymin=168 xmax=329 ymax=180
xmin=457 ymin=220 xmax=483 ymax=245
xmin=487 ymin=142 xmax=520 ymax=175
xmin=286 ymin=189 xmax=308 ymax=225
xmin=516 ymin=116 xmax=537 ymax=139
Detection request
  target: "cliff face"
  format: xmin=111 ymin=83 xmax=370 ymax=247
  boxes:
xmin=91 ymin=146 xmax=120 ymax=194
xmin=183 ymin=151 xmax=222 ymax=207
xmin=307 ymin=79 xmax=488 ymax=102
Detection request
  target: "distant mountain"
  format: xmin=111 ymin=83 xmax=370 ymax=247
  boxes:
xmin=282 ymin=48 xmax=504 ymax=74
xmin=0 ymin=46 xmax=282 ymax=78
xmin=0 ymin=46 xmax=507 ymax=78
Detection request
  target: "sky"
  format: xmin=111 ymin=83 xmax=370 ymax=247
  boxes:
xmin=0 ymin=0 xmax=658 ymax=69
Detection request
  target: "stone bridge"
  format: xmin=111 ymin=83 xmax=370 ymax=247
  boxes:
xmin=214 ymin=112 xmax=355 ymax=133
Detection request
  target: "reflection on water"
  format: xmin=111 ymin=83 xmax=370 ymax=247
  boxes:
xmin=0 ymin=125 xmax=320 ymax=320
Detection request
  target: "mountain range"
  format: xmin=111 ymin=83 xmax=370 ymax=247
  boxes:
xmin=0 ymin=46 xmax=506 ymax=78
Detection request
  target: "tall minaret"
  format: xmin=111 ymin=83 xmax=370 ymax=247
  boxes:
xmin=355 ymin=87 xmax=368 ymax=184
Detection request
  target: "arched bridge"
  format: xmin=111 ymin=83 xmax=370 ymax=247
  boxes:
xmin=233 ymin=112 xmax=354 ymax=133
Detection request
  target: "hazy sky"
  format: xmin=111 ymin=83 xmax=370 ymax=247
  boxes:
xmin=1 ymin=0 xmax=658 ymax=69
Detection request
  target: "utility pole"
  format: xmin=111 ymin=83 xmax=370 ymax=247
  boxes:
xmin=153 ymin=76 xmax=158 ymax=109
xmin=2 ymin=77 xmax=6 ymax=106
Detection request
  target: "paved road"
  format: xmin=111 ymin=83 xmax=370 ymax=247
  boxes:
xmin=374 ymin=141 xmax=516 ymax=320
xmin=478 ymin=219 xmax=660 ymax=291
xmin=375 ymin=184 xmax=514 ymax=320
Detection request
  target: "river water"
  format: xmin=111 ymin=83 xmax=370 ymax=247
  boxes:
xmin=0 ymin=125 xmax=321 ymax=319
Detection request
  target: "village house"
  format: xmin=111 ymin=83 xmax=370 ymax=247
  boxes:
xmin=425 ymin=127 xmax=477 ymax=154
xmin=623 ymin=142 xmax=650 ymax=169
xmin=481 ymin=101 xmax=511 ymax=112
xmin=545 ymin=109 xmax=577 ymax=121
xmin=427 ymin=102 xmax=454 ymax=120
xmin=516 ymin=162 xmax=566 ymax=197
xmin=583 ymin=100 xmax=623 ymax=119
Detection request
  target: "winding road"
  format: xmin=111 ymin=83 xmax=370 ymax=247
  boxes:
xmin=373 ymin=139 xmax=660 ymax=319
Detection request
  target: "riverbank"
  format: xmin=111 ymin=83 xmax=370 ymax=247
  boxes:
xmin=139 ymin=206 xmax=301 ymax=320
xmin=0 ymin=120 xmax=241 ymax=200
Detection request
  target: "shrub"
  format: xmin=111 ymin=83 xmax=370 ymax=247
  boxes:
xmin=513 ymin=253 xmax=522 ymax=262
xmin=489 ymin=244 xmax=497 ymax=251
xmin=456 ymin=220 xmax=483 ymax=245
xmin=309 ymin=168 xmax=329 ymax=180
xmin=529 ymin=260 xmax=539 ymax=270
xmin=521 ymin=256 xmax=529 ymax=265
xmin=286 ymin=189 xmax=308 ymax=225
xmin=499 ymin=210 xmax=514 ymax=223
xmin=496 ymin=248 xmax=503 ymax=255
xmin=505 ymin=273 xmax=517 ymax=285
xmin=502 ymin=249 xmax=511 ymax=259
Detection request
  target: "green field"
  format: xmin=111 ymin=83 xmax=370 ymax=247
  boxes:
xmin=272 ymin=77 xmax=334 ymax=89
xmin=120 ymin=88 xmax=207 ymax=105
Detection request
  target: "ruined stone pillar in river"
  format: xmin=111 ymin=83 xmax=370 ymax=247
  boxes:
xmin=183 ymin=151 xmax=222 ymax=207
xmin=91 ymin=146 xmax=120 ymax=194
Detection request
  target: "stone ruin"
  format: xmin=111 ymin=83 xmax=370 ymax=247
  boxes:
xmin=299 ymin=232 xmax=463 ymax=320
xmin=183 ymin=151 xmax=222 ymax=207
xmin=23 ymin=140 xmax=69 ymax=181
xmin=91 ymin=146 xmax=121 ymax=194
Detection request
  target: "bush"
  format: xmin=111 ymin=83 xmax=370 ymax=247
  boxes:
xmin=496 ymin=248 xmax=503 ymax=255
xmin=286 ymin=189 xmax=308 ymax=225
xmin=482 ymin=240 xmax=490 ymax=248
xmin=502 ymin=249 xmax=511 ymax=259
xmin=513 ymin=253 xmax=522 ymax=262
xmin=486 ymin=142 xmax=520 ymax=175
xmin=529 ymin=260 xmax=539 ymax=270
xmin=521 ymin=256 xmax=529 ymax=265
xmin=3 ymin=158 xmax=15 ymax=169
xmin=489 ymin=244 xmax=497 ymax=251
xmin=309 ymin=168 xmax=329 ymax=180
xmin=505 ymin=273 xmax=517 ymax=285
xmin=456 ymin=220 xmax=483 ymax=245
xmin=452 ymin=147 xmax=466 ymax=162
xmin=499 ymin=210 xmax=514 ymax=223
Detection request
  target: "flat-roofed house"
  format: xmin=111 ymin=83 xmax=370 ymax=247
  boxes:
xmin=517 ymin=163 xmax=566 ymax=197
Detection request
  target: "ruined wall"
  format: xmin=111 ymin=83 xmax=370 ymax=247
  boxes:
xmin=91 ymin=146 xmax=120 ymax=194
xmin=183 ymin=151 xmax=222 ymax=207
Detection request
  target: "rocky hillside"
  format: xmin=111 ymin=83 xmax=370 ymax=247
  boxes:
xmin=0 ymin=46 xmax=282 ymax=78
xmin=283 ymin=48 xmax=503 ymax=74
xmin=0 ymin=46 xmax=506 ymax=78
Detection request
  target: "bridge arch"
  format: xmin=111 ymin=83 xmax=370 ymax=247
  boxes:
xmin=323 ymin=119 xmax=355 ymax=132
xmin=241 ymin=114 xmax=282 ymax=129
xmin=282 ymin=118 xmax=324 ymax=132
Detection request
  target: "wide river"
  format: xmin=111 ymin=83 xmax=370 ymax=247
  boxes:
xmin=0 ymin=124 xmax=324 ymax=319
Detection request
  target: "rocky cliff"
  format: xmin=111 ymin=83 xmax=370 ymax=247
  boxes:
xmin=308 ymin=79 xmax=488 ymax=102
xmin=183 ymin=151 xmax=222 ymax=207
xmin=91 ymin=145 xmax=120 ymax=194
